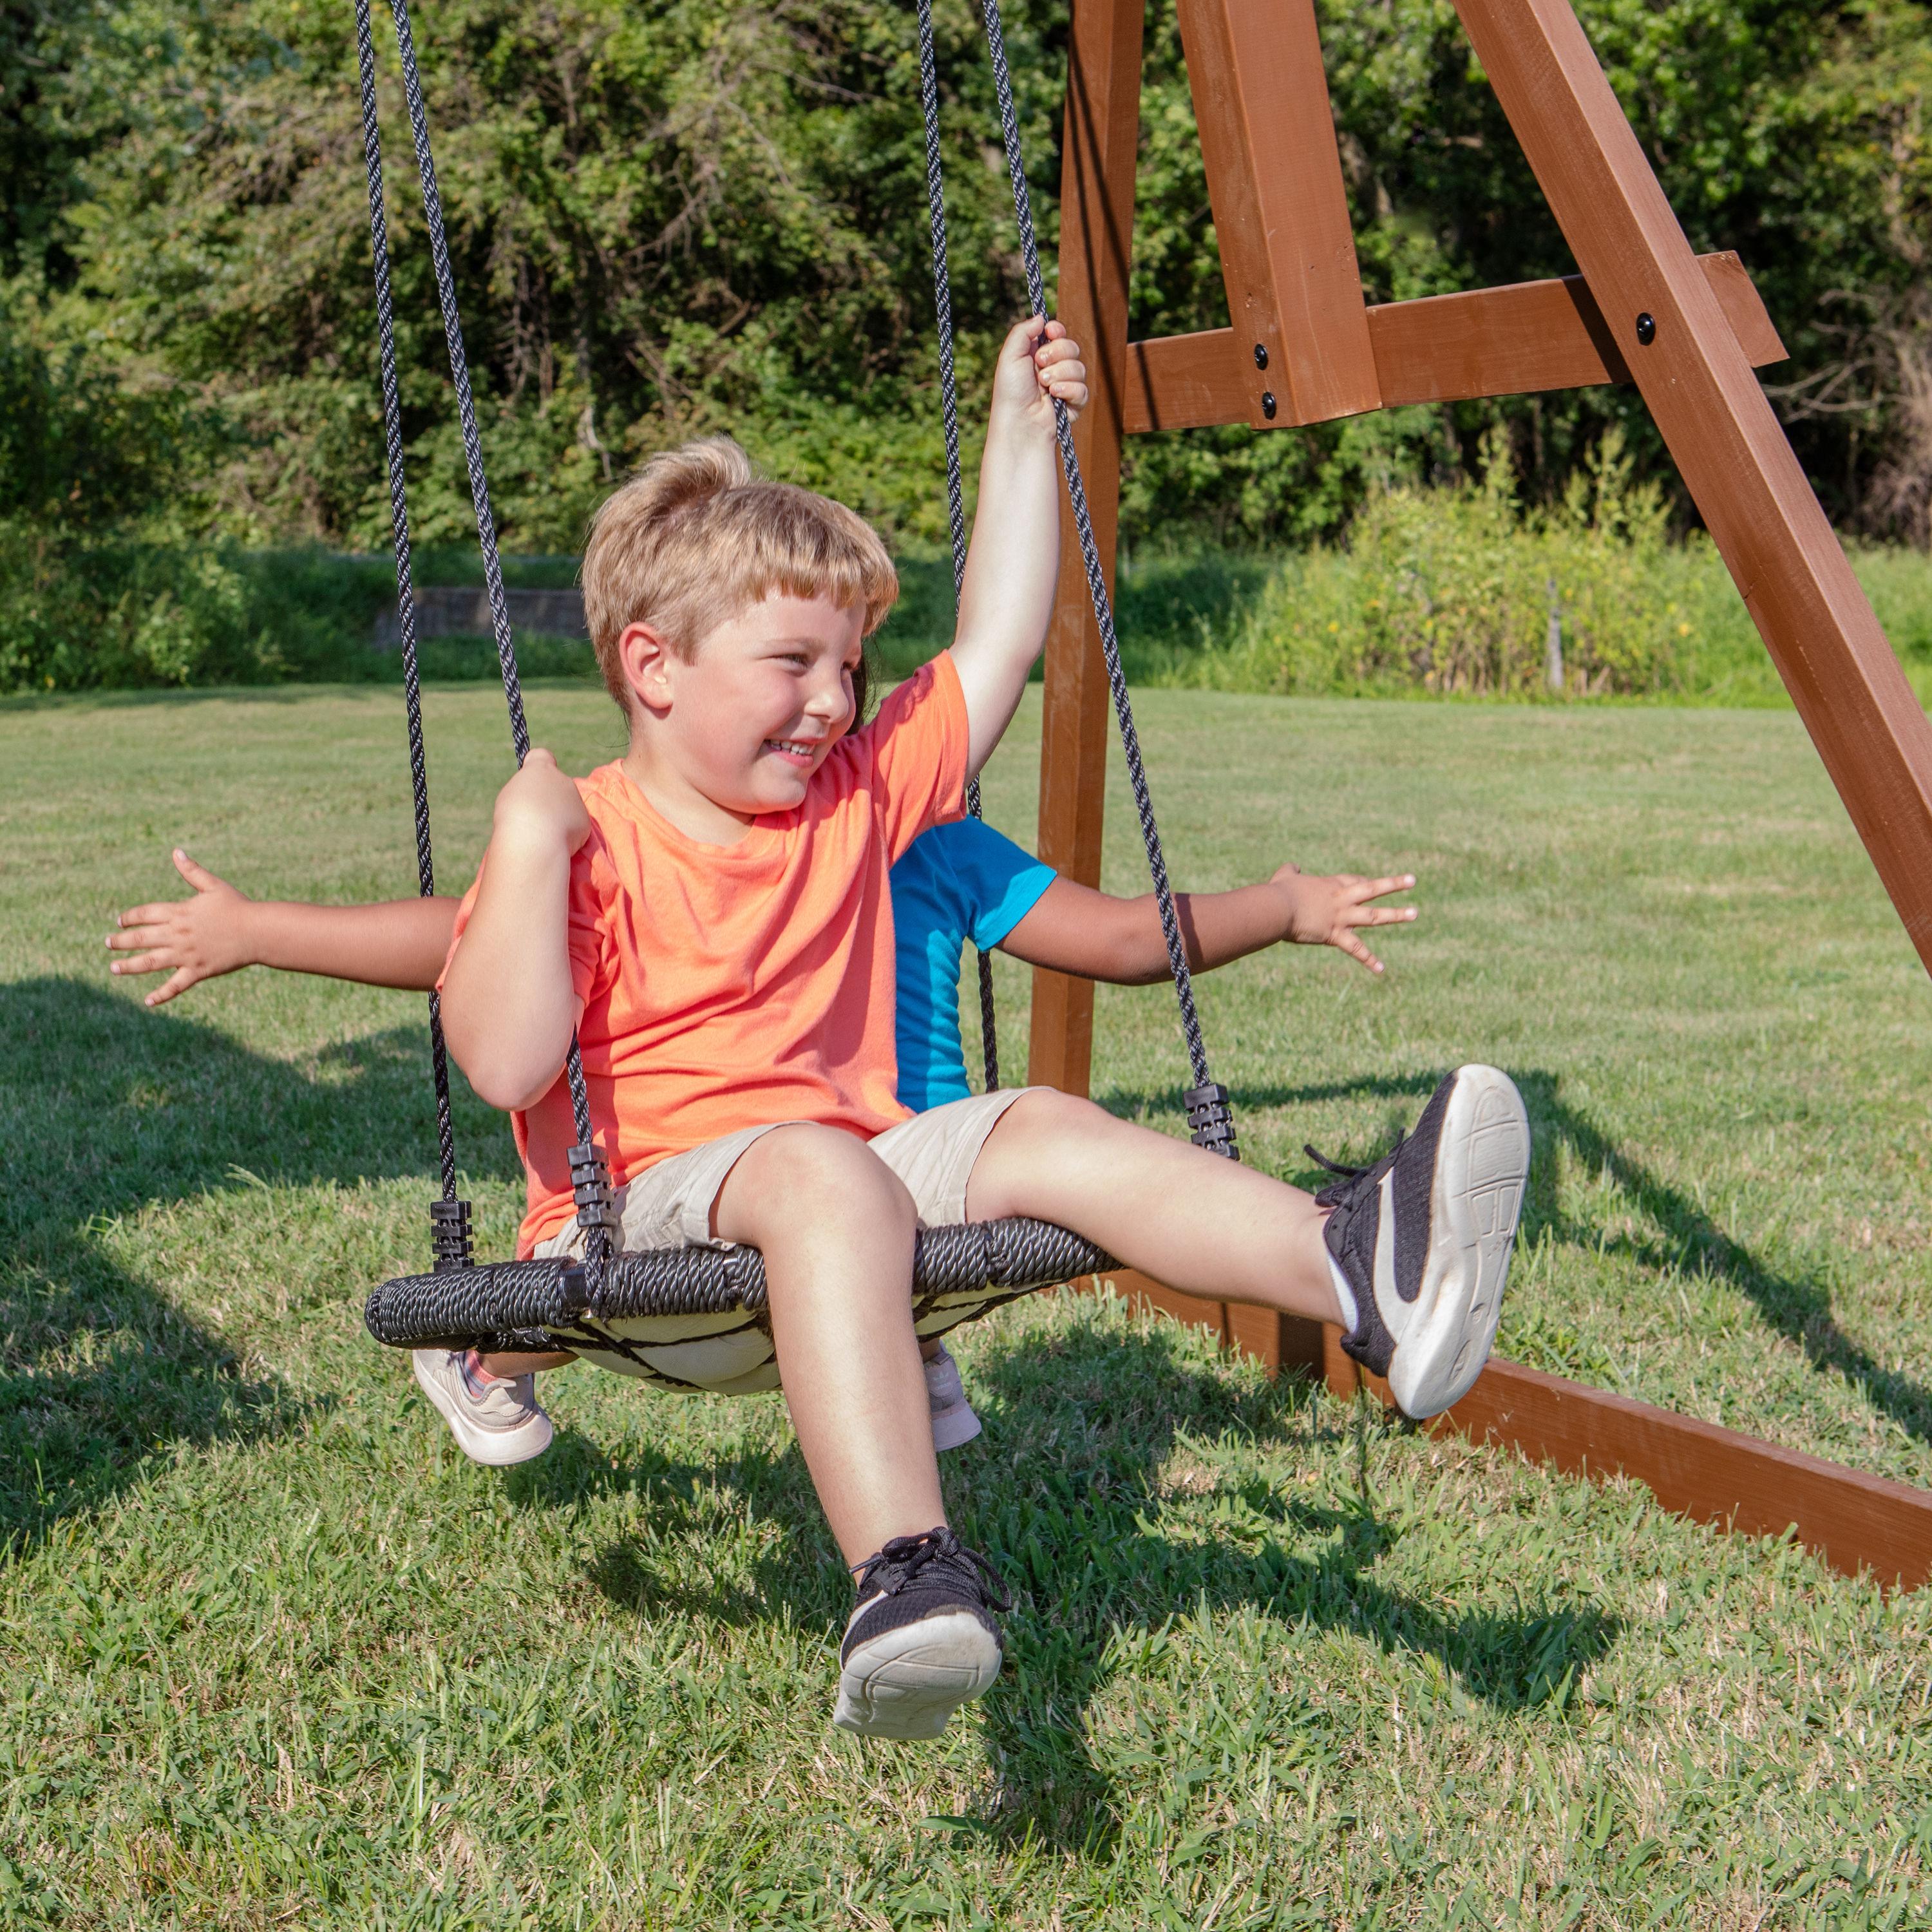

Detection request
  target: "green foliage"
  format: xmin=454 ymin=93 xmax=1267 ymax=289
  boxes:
xmin=3 ymin=0 xmax=1929 ymax=562
xmin=1168 ymin=438 xmax=1922 ymax=704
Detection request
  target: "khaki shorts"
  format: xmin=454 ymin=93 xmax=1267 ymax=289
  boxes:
xmin=534 ymin=1086 xmax=1038 ymax=1260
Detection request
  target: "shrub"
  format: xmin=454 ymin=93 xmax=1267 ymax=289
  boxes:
xmin=1215 ymin=430 xmax=1692 ymax=699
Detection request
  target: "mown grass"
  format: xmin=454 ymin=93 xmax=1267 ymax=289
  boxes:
xmin=3 ymin=683 xmax=1931 ymax=1927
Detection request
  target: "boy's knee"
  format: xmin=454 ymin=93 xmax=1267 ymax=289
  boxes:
xmin=728 ymin=1123 xmax=914 ymax=1238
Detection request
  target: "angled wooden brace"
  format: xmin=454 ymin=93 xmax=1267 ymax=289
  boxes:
xmin=1174 ymin=0 xmax=1381 ymax=426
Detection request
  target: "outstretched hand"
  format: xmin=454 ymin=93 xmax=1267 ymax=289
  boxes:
xmin=108 ymin=850 xmax=256 ymax=1006
xmin=1271 ymin=862 xmax=1417 ymax=975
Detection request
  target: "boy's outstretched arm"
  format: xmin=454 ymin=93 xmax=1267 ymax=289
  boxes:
xmin=949 ymin=316 xmax=1088 ymax=775
xmin=108 ymin=849 xmax=459 ymax=1006
xmin=998 ymin=864 xmax=1419 ymax=982
xmin=440 ymin=749 xmax=589 ymax=1112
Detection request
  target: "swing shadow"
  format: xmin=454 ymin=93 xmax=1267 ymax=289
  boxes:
xmin=551 ymin=1313 xmax=1615 ymax=1857
xmin=1098 ymin=1065 xmax=1932 ymax=1450
xmin=0 ymin=974 xmax=520 ymax=1554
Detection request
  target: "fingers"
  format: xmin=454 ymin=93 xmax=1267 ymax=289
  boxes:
xmin=1347 ymin=905 xmax=1417 ymax=928
xmin=1349 ymin=872 xmax=1416 ymax=904
xmin=1336 ymin=930 xmax=1384 ymax=974
xmin=110 ymin=907 xmax=176 ymax=940
xmin=1034 ymin=337 xmax=1087 ymax=404
xmin=144 ymin=967 xmax=200 ymax=1009
xmin=1005 ymin=314 xmax=1046 ymax=355
xmin=108 ymin=947 xmax=173 ymax=978
xmin=173 ymin=848 xmax=222 ymax=891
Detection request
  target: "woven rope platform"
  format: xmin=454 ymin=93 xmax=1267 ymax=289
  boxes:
xmin=366 ymin=1218 xmax=1112 ymax=1392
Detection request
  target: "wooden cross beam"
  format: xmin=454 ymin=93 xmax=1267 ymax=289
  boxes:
xmin=1032 ymin=0 xmax=1932 ymax=1584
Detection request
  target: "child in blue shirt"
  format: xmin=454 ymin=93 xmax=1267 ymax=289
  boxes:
xmin=109 ymin=822 xmax=1416 ymax=1449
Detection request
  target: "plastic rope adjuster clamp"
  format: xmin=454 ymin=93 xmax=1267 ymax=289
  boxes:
xmin=568 ymin=1142 xmax=618 ymax=1245
xmin=430 ymin=1197 xmax=475 ymax=1271
xmin=1184 ymin=1083 xmax=1239 ymax=1162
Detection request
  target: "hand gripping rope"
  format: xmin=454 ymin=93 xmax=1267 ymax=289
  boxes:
xmin=969 ymin=0 xmax=1237 ymax=1160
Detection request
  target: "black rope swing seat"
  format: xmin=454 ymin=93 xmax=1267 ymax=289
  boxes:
xmin=356 ymin=0 xmax=1237 ymax=1393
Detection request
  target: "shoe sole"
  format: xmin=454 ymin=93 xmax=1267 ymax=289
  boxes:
xmin=1385 ymin=1065 xmax=1530 ymax=1420
xmin=931 ymin=1400 xmax=983 ymax=1453
xmin=412 ymin=1352 xmax=554 ymax=1467
xmin=833 ymin=1613 xmax=1003 ymax=1740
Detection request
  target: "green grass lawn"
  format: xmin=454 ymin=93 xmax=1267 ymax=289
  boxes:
xmin=4 ymin=681 xmax=1931 ymax=1927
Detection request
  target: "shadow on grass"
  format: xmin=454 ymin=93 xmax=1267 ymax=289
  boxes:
xmin=0 ymin=975 xmax=519 ymax=1553
xmin=956 ymin=1315 xmax=1616 ymax=1852
xmin=1099 ymin=1065 xmax=1932 ymax=1448
xmin=544 ymin=1313 xmax=1615 ymax=1857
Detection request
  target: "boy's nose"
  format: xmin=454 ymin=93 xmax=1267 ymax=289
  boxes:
xmin=804 ymin=677 xmax=851 ymax=722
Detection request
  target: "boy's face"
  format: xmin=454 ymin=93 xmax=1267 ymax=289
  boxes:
xmin=628 ymin=591 xmax=865 ymax=820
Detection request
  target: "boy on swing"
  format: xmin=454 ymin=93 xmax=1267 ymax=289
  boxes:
xmin=115 ymin=317 xmax=1531 ymax=1743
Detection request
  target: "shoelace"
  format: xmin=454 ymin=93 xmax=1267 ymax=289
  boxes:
xmin=851 ymin=1527 xmax=1013 ymax=1613
xmin=1303 ymin=1131 xmax=1407 ymax=1206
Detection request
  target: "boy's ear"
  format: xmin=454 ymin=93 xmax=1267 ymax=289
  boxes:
xmin=617 ymin=621 xmax=677 ymax=712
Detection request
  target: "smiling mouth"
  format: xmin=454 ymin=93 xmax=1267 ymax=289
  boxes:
xmin=762 ymin=737 xmax=820 ymax=760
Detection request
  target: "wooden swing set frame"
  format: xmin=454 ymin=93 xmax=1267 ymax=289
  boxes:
xmin=1027 ymin=0 xmax=1932 ymax=1587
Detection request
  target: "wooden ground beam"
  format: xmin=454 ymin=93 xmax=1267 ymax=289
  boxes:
xmin=1081 ymin=1271 xmax=1932 ymax=1589
xmin=1027 ymin=0 xmax=1144 ymax=1092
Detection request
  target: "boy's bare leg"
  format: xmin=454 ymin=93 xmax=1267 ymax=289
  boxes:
xmin=710 ymin=1124 xmax=941 ymax=1566
xmin=966 ymin=1090 xmax=1343 ymax=1321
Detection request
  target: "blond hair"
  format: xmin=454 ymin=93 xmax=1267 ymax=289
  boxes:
xmin=581 ymin=437 xmax=898 ymax=713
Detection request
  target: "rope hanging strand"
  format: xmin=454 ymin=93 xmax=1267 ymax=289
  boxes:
xmin=914 ymin=0 xmax=999 ymax=1094
xmin=352 ymin=0 xmax=471 ymax=1266
xmin=976 ymin=0 xmax=1236 ymax=1160
xmin=378 ymin=0 xmax=614 ymax=1277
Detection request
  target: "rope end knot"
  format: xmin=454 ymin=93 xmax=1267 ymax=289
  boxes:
xmin=1184 ymin=1082 xmax=1239 ymax=1162
xmin=429 ymin=1197 xmax=475 ymax=1271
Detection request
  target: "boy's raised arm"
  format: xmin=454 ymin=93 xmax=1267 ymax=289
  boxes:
xmin=108 ymin=849 xmax=459 ymax=1006
xmin=948 ymin=316 xmax=1088 ymax=776
xmin=440 ymin=749 xmax=590 ymax=1113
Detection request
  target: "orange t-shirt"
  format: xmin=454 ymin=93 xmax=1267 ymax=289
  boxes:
xmin=446 ymin=652 xmax=969 ymax=1255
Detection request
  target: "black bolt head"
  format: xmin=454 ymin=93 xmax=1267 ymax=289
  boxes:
xmin=1635 ymin=312 xmax=1656 ymax=346
xmin=1253 ymin=342 xmax=1269 ymax=370
xmin=1261 ymin=391 xmax=1278 ymax=420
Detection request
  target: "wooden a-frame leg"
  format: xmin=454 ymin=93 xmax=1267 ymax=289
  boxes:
xmin=1455 ymin=0 xmax=1932 ymax=970
xmin=1028 ymin=0 xmax=1145 ymax=1094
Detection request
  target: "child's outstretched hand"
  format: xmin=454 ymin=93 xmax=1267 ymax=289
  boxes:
xmin=992 ymin=315 xmax=1088 ymax=435
xmin=1271 ymin=862 xmax=1417 ymax=975
xmin=108 ymin=850 xmax=258 ymax=1006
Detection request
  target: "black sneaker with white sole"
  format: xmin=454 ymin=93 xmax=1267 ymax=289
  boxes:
xmin=834 ymin=1528 xmax=1010 ymax=1741
xmin=1308 ymin=1063 xmax=1530 ymax=1420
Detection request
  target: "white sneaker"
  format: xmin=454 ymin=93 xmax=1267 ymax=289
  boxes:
xmin=412 ymin=1349 xmax=554 ymax=1466
xmin=923 ymin=1343 xmax=982 ymax=1452
xmin=1309 ymin=1064 xmax=1531 ymax=1419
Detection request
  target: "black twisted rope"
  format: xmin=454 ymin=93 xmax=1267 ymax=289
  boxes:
xmin=977 ymin=0 xmax=1234 ymax=1153
xmin=914 ymin=0 xmax=999 ymax=1094
xmin=371 ymin=0 xmax=611 ymax=1275
xmin=352 ymin=0 xmax=459 ymax=1208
